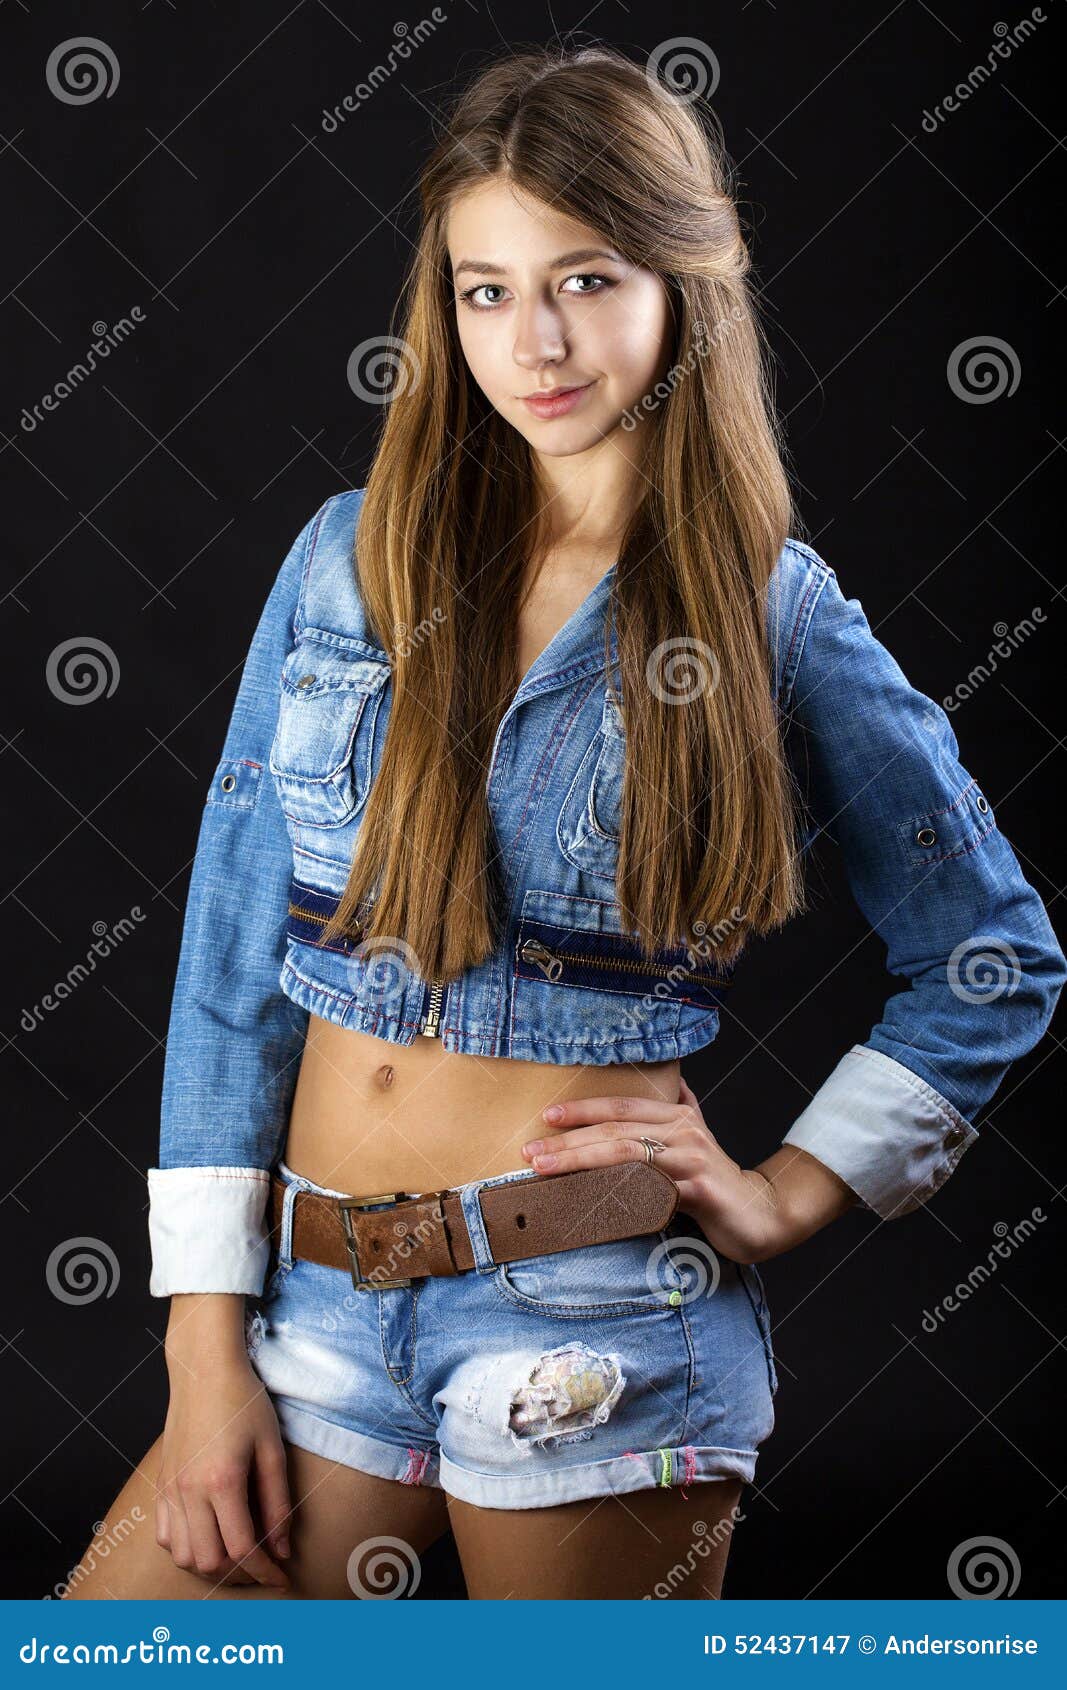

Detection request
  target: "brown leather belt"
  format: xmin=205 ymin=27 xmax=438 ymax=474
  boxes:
xmin=267 ymin=1162 xmax=680 ymax=1291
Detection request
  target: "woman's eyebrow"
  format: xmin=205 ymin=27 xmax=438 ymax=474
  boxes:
xmin=452 ymin=247 xmax=623 ymax=280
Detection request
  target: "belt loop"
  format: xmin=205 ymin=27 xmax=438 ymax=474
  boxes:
xmin=277 ymin=1179 xmax=300 ymax=1270
xmin=456 ymin=1180 xmax=497 ymax=1273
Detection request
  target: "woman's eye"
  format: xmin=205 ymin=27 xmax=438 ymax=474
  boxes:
xmin=459 ymin=283 xmax=509 ymax=311
xmin=457 ymin=273 xmax=614 ymax=312
xmin=561 ymin=273 xmax=612 ymax=296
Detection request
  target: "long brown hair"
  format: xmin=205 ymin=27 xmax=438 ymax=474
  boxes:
xmin=319 ymin=42 xmax=807 ymax=981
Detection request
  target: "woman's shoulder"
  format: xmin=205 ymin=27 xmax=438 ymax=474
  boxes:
xmin=765 ymin=535 xmax=836 ymax=707
xmin=292 ymin=486 xmax=385 ymax=653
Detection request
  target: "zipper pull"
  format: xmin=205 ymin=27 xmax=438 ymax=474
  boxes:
xmin=420 ymin=979 xmax=444 ymax=1036
xmin=520 ymin=938 xmax=564 ymax=982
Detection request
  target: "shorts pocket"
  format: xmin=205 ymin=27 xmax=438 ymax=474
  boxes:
xmin=268 ymin=634 xmax=390 ymax=828
xmin=740 ymin=1262 xmax=778 ymax=1396
xmin=494 ymin=1229 xmax=686 ymax=1319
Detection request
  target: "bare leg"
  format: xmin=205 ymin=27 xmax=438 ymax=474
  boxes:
xmin=448 ymin=1477 xmax=744 ymax=1600
xmin=62 ymin=1432 xmax=450 ymax=1600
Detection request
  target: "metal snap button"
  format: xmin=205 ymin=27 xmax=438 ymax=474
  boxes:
xmin=220 ymin=773 xmax=237 ymax=793
xmin=976 ymin=794 xmax=989 ymax=814
xmin=945 ymin=1127 xmax=965 ymax=1149
xmin=296 ymin=673 xmax=317 ymax=688
xmin=916 ymin=827 xmax=937 ymax=847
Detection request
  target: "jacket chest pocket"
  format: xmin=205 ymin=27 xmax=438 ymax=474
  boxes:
xmin=269 ymin=638 xmax=391 ymax=829
xmin=556 ymin=686 xmax=625 ymax=881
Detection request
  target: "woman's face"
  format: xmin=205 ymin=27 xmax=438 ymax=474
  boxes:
xmin=446 ymin=179 xmax=675 ymax=458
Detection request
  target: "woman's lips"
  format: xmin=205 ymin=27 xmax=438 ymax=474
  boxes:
xmin=519 ymin=381 xmax=594 ymax=418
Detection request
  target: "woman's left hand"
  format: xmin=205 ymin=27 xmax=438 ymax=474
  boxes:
xmin=520 ymin=1073 xmax=789 ymax=1264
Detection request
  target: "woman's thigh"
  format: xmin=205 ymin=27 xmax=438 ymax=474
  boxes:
xmin=448 ymin=1476 xmax=745 ymax=1599
xmin=61 ymin=1431 xmax=450 ymax=1600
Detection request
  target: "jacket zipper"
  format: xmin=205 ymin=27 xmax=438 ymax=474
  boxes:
xmin=420 ymin=978 xmax=446 ymax=1036
xmin=519 ymin=936 xmax=730 ymax=990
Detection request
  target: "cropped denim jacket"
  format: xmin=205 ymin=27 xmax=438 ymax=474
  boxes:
xmin=147 ymin=489 xmax=1066 ymax=1295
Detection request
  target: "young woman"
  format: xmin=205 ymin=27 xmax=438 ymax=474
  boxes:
xmin=66 ymin=44 xmax=1064 ymax=1602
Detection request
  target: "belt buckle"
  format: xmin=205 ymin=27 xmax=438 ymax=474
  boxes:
xmin=336 ymin=1192 xmax=414 ymax=1291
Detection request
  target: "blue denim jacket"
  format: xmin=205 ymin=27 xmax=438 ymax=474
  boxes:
xmin=147 ymin=489 xmax=1066 ymax=1294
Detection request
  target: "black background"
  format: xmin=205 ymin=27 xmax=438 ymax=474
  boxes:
xmin=3 ymin=1 xmax=1064 ymax=1600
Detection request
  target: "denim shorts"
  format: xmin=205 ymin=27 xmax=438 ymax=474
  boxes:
xmin=243 ymin=1160 xmax=778 ymax=1511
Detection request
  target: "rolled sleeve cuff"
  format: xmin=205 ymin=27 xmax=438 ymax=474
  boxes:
xmin=147 ymin=1166 xmax=271 ymax=1297
xmin=781 ymin=1044 xmax=979 ymax=1220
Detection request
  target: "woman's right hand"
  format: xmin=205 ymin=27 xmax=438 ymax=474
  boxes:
xmin=157 ymin=1296 xmax=293 ymax=1589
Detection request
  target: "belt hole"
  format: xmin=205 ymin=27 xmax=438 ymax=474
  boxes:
xmin=515 ymin=1213 xmax=526 ymax=1228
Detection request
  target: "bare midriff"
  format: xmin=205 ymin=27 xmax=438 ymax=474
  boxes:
xmin=283 ymin=1013 xmax=680 ymax=1196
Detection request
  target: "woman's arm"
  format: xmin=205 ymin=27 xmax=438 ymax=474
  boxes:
xmin=146 ymin=496 xmax=337 ymax=1302
xmin=521 ymin=550 xmax=1065 ymax=1262
xmin=774 ymin=556 xmax=1066 ymax=1221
